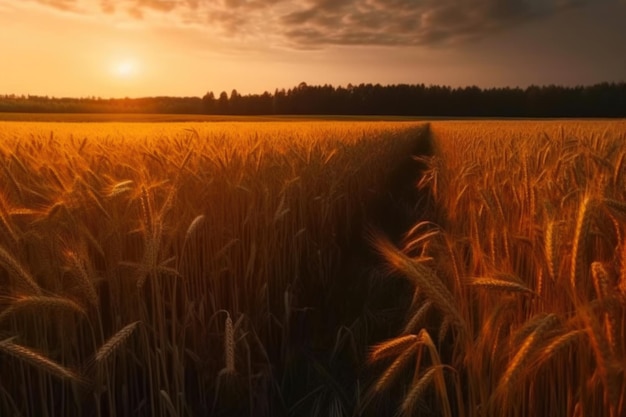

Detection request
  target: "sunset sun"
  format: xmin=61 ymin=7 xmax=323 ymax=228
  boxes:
xmin=112 ymin=59 xmax=139 ymax=78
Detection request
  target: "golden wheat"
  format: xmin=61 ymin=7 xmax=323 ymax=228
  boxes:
xmin=570 ymin=194 xmax=593 ymax=293
xmin=224 ymin=314 xmax=235 ymax=374
xmin=0 ymin=246 xmax=41 ymax=295
xmin=400 ymin=366 xmax=439 ymax=416
xmin=0 ymin=338 xmax=82 ymax=382
xmin=0 ymin=295 xmax=85 ymax=322
xmin=95 ymin=321 xmax=141 ymax=363
xmin=375 ymin=236 xmax=464 ymax=329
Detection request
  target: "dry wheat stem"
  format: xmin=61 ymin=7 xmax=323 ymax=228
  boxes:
xmin=0 ymin=338 xmax=82 ymax=382
xmin=403 ymin=301 xmax=433 ymax=335
xmin=591 ymin=262 xmax=610 ymax=300
xmin=370 ymin=334 xmax=419 ymax=363
xmin=224 ymin=314 xmax=235 ymax=374
xmin=580 ymin=307 xmax=620 ymax=408
xmin=538 ymin=329 xmax=584 ymax=365
xmin=545 ymin=219 xmax=558 ymax=281
xmin=400 ymin=366 xmax=442 ymax=416
xmin=0 ymin=296 xmax=85 ymax=322
xmin=373 ymin=343 xmax=419 ymax=393
xmin=65 ymin=249 xmax=99 ymax=307
xmin=497 ymin=313 xmax=557 ymax=396
xmin=0 ymin=246 xmax=41 ymax=295
xmin=375 ymin=236 xmax=464 ymax=329
xmin=468 ymin=277 xmax=534 ymax=295
xmin=95 ymin=321 xmax=141 ymax=363
xmin=570 ymin=195 xmax=592 ymax=292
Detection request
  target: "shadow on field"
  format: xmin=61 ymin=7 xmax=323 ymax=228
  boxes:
xmin=283 ymin=125 xmax=437 ymax=416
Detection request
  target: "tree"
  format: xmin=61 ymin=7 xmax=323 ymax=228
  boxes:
xmin=202 ymin=91 xmax=216 ymax=114
xmin=217 ymin=91 xmax=229 ymax=114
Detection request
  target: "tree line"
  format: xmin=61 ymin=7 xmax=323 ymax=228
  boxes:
xmin=1 ymin=82 xmax=625 ymax=117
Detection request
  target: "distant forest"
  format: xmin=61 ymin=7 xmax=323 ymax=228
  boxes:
xmin=1 ymin=82 xmax=625 ymax=117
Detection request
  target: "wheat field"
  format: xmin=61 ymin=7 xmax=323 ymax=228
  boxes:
xmin=372 ymin=120 xmax=626 ymax=417
xmin=0 ymin=120 xmax=429 ymax=416
xmin=1 ymin=119 xmax=625 ymax=417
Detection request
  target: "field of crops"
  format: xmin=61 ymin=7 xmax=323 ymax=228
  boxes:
xmin=0 ymin=119 xmax=625 ymax=417
xmin=371 ymin=121 xmax=626 ymax=417
xmin=0 ymin=121 xmax=428 ymax=417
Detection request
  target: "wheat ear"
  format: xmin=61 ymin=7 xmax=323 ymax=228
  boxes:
xmin=570 ymin=195 xmax=592 ymax=292
xmin=375 ymin=235 xmax=464 ymax=328
xmin=65 ymin=249 xmax=99 ymax=307
xmin=618 ymin=239 xmax=626 ymax=300
xmin=591 ymin=262 xmax=610 ymax=300
xmin=580 ymin=307 xmax=620 ymax=408
xmin=95 ymin=321 xmax=141 ymax=363
xmin=0 ymin=246 xmax=41 ymax=295
xmin=0 ymin=208 xmax=18 ymax=244
xmin=401 ymin=366 xmax=440 ymax=416
xmin=369 ymin=334 xmax=419 ymax=363
xmin=0 ymin=338 xmax=82 ymax=382
xmin=468 ymin=277 xmax=534 ymax=295
xmin=497 ymin=313 xmax=557 ymax=396
xmin=0 ymin=296 xmax=85 ymax=322
xmin=224 ymin=314 xmax=235 ymax=374
xmin=544 ymin=220 xmax=558 ymax=281
xmin=536 ymin=329 xmax=584 ymax=366
xmin=373 ymin=342 xmax=418 ymax=393
xmin=403 ymin=301 xmax=433 ymax=335
xmin=181 ymin=214 xmax=205 ymax=258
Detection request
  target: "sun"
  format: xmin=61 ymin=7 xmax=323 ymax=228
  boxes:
xmin=112 ymin=59 xmax=139 ymax=78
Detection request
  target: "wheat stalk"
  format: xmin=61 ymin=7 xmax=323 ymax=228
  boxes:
xmin=619 ymin=240 xmax=626 ymax=300
xmin=580 ymin=306 xmax=620 ymax=409
xmin=544 ymin=219 xmax=558 ymax=281
xmin=0 ymin=296 xmax=85 ymax=322
xmin=375 ymin=235 xmax=464 ymax=329
xmin=570 ymin=194 xmax=592 ymax=292
xmin=438 ymin=315 xmax=452 ymax=345
xmin=140 ymin=185 xmax=154 ymax=237
xmin=536 ymin=329 xmax=584 ymax=366
xmin=65 ymin=249 xmax=99 ymax=307
xmin=400 ymin=366 xmax=440 ymax=416
xmin=0 ymin=207 xmax=18 ymax=244
xmin=496 ymin=313 xmax=557 ymax=397
xmin=403 ymin=301 xmax=433 ymax=335
xmin=181 ymin=214 xmax=205 ymax=259
xmin=0 ymin=246 xmax=41 ymax=295
xmin=107 ymin=180 xmax=134 ymax=198
xmin=369 ymin=334 xmax=419 ymax=363
xmin=0 ymin=338 xmax=82 ymax=382
xmin=372 ymin=342 xmax=418 ymax=393
xmin=224 ymin=314 xmax=235 ymax=374
xmin=604 ymin=198 xmax=626 ymax=216
xmin=468 ymin=277 xmax=534 ymax=295
xmin=95 ymin=321 xmax=141 ymax=363
xmin=591 ymin=262 xmax=610 ymax=300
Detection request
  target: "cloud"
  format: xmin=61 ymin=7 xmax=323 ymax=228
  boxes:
xmin=24 ymin=0 xmax=612 ymax=48
xmin=279 ymin=0 xmax=593 ymax=47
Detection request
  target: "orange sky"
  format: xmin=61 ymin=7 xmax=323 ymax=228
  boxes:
xmin=1 ymin=0 xmax=625 ymax=98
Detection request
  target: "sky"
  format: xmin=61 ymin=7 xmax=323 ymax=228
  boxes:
xmin=1 ymin=0 xmax=625 ymax=98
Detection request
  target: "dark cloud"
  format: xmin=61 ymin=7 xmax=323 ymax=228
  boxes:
xmin=278 ymin=0 xmax=590 ymax=47
xmin=28 ymin=0 xmax=616 ymax=48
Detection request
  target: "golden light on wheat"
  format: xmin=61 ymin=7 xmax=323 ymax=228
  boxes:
xmin=1 ymin=119 xmax=625 ymax=416
xmin=372 ymin=121 xmax=626 ymax=417
xmin=0 ymin=120 xmax=425 ymax=416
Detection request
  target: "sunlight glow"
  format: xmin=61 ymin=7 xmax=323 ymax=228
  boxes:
xmin=112 ymin=59 xmax=139 ymax=78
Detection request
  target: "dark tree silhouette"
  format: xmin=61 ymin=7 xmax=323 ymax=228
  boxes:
xmin=1 ymin=82 xmax=625 ymax=117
